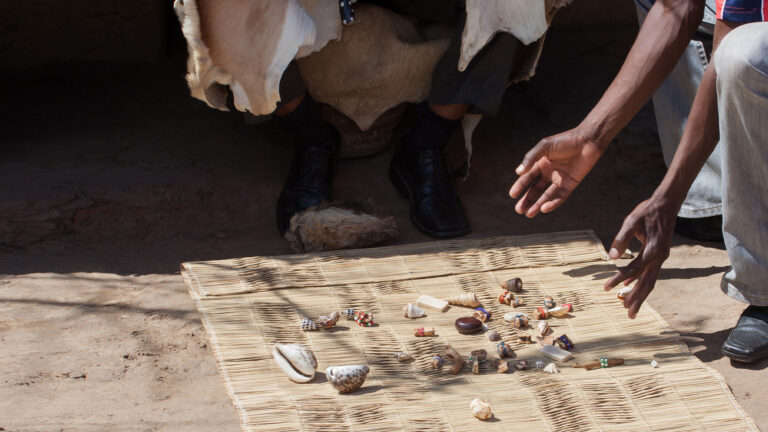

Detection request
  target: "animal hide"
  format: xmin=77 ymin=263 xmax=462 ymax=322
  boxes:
xmin=176 ymin=0 xmax=571 ymax=120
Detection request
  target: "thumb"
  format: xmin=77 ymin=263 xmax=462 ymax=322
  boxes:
xmin=516 ymin=138 xmax=552 ymax=175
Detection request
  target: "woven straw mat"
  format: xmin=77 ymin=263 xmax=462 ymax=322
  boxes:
xmin=181 ymin=230 xmax=758 ymax=431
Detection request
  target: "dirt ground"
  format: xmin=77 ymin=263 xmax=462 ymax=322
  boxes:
xmin=1 ymin=20 xmax=766 ymax=431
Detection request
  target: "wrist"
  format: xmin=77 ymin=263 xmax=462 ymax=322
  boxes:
xmin=577 ymin=116 xmax=614 ymax=151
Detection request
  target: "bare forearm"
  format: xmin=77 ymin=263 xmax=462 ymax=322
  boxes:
xmin=581 ymin=0 xmax=704 ymax=148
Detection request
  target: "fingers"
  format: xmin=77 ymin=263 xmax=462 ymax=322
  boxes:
xmin=515 ymin=139 xmax=551 ymax=175
xmin=509 ymin=164 xmax=541 ymax=199
xmin=623 ymin=264 xmax=662 ymax=319
xmin=608 ymin=216 xmax=638 ymax=260
xmin=515 ymin=175 xmax=548 ymax=217
xmin=536 ymin=183 xmax=573 ymax=215
xmin=604 ymin=254 xmax=646 ymax=290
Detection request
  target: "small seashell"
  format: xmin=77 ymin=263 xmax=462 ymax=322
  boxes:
xmin=443 ymin=292 xmax=481 ymax=308
xmin=515 ymin=360 xmax=528 ymax=371
xmin=301 ymin=318 xmax=318 ymax=331
xmin=617 ymin=286 xmax=633 ymax=301
xmin=517 ymin=332 xmax=533 ymax=344
xmin=535 ymin=307 xmax=549 ymax=320
xmin=501 ymin=277 xmax=523 ymax=293
xmin=498 ymin=290 xmax=514 ymax=305
xmin=431 ymin=355 xmax=443 ymax=369
xmin=543 ymin=362 xmax=560 ymax=374
xmin=512 ymin=298 xmax=525 ymax=307
xmin=543 ymin=295 xmax=556 ymax=309
xmin=538 ymin=321 xmax=551 ymax=337
xmin=414 ymin=326 xmax=436 ymax=337
xmin=651 ymin=360 xmax=659 ymax=368
xmin=445 ymin=346 xmax=465 ymax=375
xmin=343 ymin=308 xmax=356 ymax=320
xmin=394 ymin=352 xmax=413 ymax=362
xmin=470 ymin=398 xmax=493 ymax=420
xmin=472 ymin=307 xmax=491 ymax=322
xmin=535 ymin=360 xmax=544 ymax=370
xmin=496 ymin=341 xmax=513 ymax=358
xmin=402 ymin=303 xmax=426 ymax=319
xmin=326 ymin=365 xmax=370 ymax=393
xmin=272 ymin=343 xmax=317 ymax=383
xmin=455 ymin=317 xmax=483 ymax=334
xmin=488 ymin=331 xmax=501 ymax=342
xmin=498 ymin=360 xmax=510 ymax=374
xmin=548 ymin=304 xmax=573 ymax=318
xmin=318 ymin=311 xmax=341 ymax=329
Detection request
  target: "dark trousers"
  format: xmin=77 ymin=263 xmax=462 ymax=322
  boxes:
xmin=280 ymin=0 xmax=523 ymax=116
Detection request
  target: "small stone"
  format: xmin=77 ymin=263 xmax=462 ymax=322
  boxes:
xmin=488 ymin=331 xmax=501 ymax=342
xmin=515 ymin=360 xmax=528 ymax=371
xmin=455 ymin=317 xmax=483 ymax=334
xmin=498 ymin=361 xmax=510 ymax=374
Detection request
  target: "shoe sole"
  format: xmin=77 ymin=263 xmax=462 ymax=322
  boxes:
xmin=389 ymin=163 xmax=471 ymax=239
xmin=722 ymin=346 xmax=768 ymax=363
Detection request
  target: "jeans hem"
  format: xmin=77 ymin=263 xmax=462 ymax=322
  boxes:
xmin=721 ymin=276 xmax=768 ymax=306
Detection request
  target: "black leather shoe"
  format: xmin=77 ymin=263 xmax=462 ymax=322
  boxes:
xmin=276 ymin=138 xmax=336 ymax=235
xmin=675 ymin=215 xmax=724 ymax=243
xmin=722 ymin=305 xmax=768 ymax=363
xmin=389 ymin=146 xmax=470 ymax=238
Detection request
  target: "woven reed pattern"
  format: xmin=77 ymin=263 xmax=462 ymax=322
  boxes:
xmin=182 ymin=230 xmax=758 ymax=431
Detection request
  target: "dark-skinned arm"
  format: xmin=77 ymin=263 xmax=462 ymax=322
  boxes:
xmin=510 ymin=0 xmax=705 ymax=217
xmin=605 ymin=20 xmax=742 ymax=319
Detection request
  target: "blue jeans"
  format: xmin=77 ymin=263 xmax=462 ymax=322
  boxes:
xmin=635 ymin=0 xmax=723 ymax=218
xmin=714 ymin=23 xmax=768 ymax=306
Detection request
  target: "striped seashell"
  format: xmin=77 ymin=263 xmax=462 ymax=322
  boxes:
xmin=443 ymin=292 xmax=481 ymax=308
xmin=318 ymin=311 xmax=341 ymax=329
xmin=301 ymin=318 xmax=318 ymax=331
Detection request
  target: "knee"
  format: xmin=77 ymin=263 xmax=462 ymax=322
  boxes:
xmin=714 ymin=23 xmax=768 ymax=82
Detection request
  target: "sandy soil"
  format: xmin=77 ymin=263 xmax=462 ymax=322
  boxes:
xmin=1 ymin=21 xmax=765 ymax=431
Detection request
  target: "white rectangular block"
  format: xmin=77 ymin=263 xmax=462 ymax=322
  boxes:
xmin=541 ymin=344 xmax=573 ymax=362
xmin=416 ymin=295 xmax=449 ymax=312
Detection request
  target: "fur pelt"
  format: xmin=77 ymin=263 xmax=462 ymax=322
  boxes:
xmin=284 ymin=201 xmax=399 ymax=253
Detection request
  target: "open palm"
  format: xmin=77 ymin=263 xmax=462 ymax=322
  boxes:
xmin=509 ymin=129 xmax=606 ymax=218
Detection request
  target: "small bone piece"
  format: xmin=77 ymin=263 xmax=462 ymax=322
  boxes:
xmin=473 ymin=307 xmax=491 ymax=322
xmin=431 ymin=355 xmax=443 ymax=369
xmin=512 ymin=298 xmax=525 ymax=307
xmin=443 ymin=292 xmax=481 ymax=308
xmin=496 ymin=341 xmax=513 ymax=358
xmin=394 ymin=352 xmax=413 ymax=362
xmin=501 ymin=277 xmax=523 ymax=293
xmin=499 ymin=290 xmax=514 ymax=305
xmin=488 ymin=331 xmax=501 ymax=342
xmin=498 ymin=360 xmax=510 ymax=374
xmin=471 ymin=398 xmax=493 ymax=420
xmin=617 ymin=285 xmax=633 ymax=301
xmin=402 ymin=303 xmax=426 ymax=318
xmin=572 ymin=358 xmax=625 ymax=370
xmin=543 ymin=295 xmax=556 ymax=309
xmin=541 ymin=344 xmax=574 ymax=362
xmin=445 ymin=345 xmax=465 ymax=375
xmin=548 ymin=304 xmax=572 ymax=318
xmin=535 ymin=307 xmax=549 ymax=320
xmin=517 ymin=332 xmax=533 ymax=344
xmin=538 ymin=321 xmax=551 ymax=336
xmin=416 ymin=294 xmax=449 ymax=311
xmin=414 ymin=326 xmax=436 ymax=337
xmin=515 ymin=360 xmax=528 ymax=371
xmin=543 ymin=362 xmax=560 ymax=374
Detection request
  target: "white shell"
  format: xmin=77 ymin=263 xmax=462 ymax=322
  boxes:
xmin=543 ymin=362 xmax=560 ymax=374
xmin=537 ymin=321 xmax=550 ymax=336
xmin=325 ymin=365 xmax=370 ymax=393
xmin=470 ymin=398 xmax=492 ymax=420
xmin=651 ymin=360 xmax=659 ymax=368
xmin=272 ymin=343 xmax=317 ymax=383
xmin=617 ymin=285 xmax=634 ymax=300
xmin=402 ymin=303 xmax=425 ymax=318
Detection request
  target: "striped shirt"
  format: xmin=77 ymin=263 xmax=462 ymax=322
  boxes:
xmin=716 ymin=0 xmax=768 ymax=22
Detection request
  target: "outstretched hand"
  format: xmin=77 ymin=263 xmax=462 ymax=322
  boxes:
xmin=509 ymin=129 xmax=605 ymax=218
xmin=604 ymin=197 xmax=678 ymax=319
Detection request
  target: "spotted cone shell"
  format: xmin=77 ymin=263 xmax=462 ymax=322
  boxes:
xmin=325 ymin=365 xmax=370 ymax=393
